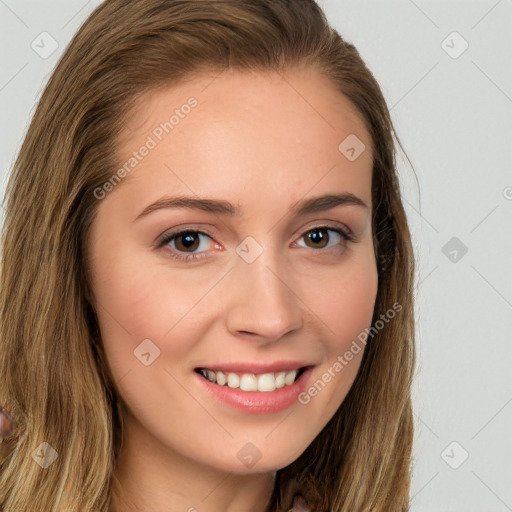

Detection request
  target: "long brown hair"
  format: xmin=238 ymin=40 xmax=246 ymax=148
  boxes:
xmin=0 ymin=1 xmax=416 ymax=510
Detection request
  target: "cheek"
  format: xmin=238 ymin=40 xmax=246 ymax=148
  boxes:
xmin=88 ymin=246 xmax=174 ymax=375
xmin=89 ymin=252 xmax=206 ymax=424
xmin=89 ymin=242 xmax=227 ymax=395
xmin=90 ymin=246 xmax=197 ymax=342
xmin=318 ymin=248 xmax=378 ymax=348
xmin=334 ymin=270 xmax=378 ymax=338
xmin=302 ymin=250 xmax=378 ymax=412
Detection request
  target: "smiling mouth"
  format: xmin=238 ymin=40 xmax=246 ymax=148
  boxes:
xmin=194 ymin=367 xmax=307 ymax=392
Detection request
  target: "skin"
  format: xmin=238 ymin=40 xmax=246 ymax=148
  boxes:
xmin=86 ymin=65 xmax=378 ymax=512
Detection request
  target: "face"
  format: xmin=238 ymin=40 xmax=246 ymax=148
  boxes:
xmin=86 ymin=66 xmax=378 ymax=474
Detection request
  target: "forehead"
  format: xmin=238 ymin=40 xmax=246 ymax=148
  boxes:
xmin=120 ymin=66 xmax=371 ymax=148
xmin=112 ymin=66 xmax=373 ymax=212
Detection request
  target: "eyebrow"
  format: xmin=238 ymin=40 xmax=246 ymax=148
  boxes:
xmin=133 ymin=192 xmax=369 ymax=222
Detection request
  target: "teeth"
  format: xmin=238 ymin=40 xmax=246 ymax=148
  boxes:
xmin=284 ymin=371 xmax=296 ymax=386
xmin=240 ymin=374 xmax=258 ymax=391
xmin=199 ymin=368 xmax=300 ymax=391
xmin=227 ymin=373 xmax=240 ymax=388
xmin=257 ymin=373 xmax=275 ymax=392
xmin=275 ymin=371 xmax=286 ymax=389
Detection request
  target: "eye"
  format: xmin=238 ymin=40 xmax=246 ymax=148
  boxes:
xmin=157 ymin=230 xmax=216 ymax=262
xmin=295 ymin=226 xmax=353 ymax=251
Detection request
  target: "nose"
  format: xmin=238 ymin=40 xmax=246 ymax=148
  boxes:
xmin=225 ymin=244 xmax=303 ymax=343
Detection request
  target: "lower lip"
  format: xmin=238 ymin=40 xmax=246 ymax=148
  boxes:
xmin=195 ymin=367 xmax=314 ymax=414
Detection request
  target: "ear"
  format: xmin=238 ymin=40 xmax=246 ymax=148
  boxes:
xmin=0 ymin=405 xmax=17 ymax=439
xmin=0 ymin=403 xmax=21 ymax=464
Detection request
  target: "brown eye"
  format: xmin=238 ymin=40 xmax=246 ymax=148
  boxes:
xmin=298 ymin=227 xmax=351 ymax=251
xmin=157 ymin=230 xmax=214 ymax=262
xmin=304 ymin=228 xmax=330 ymax=249
xmin=173 ymin=232 xmax=201 ymax=252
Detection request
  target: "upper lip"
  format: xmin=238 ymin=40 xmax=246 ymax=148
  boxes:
xmin=195 ymin=361 xmax=313 ymax=374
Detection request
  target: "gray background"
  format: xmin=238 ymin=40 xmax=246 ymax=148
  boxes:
xmin=1 ymin=1 xmax=511 ymax=510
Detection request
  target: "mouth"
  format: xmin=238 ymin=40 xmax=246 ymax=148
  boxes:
xmin=194 ymin=366 xmax=308 ymax=392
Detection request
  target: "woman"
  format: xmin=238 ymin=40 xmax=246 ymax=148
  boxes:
xmin=0 ymin=1 xmax=416 ymax=511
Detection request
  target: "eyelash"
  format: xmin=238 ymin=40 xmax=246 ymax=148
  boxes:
xmin=156 ymin=225 xmax=355 ymax=263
